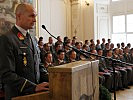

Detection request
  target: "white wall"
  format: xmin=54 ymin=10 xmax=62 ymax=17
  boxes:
xmin=110 ymin=0 xmax=133 ymax=15
xmin=71 ymin=0 xmax=94 ymax=42
xmin=94 ymin=0 xmax=110 ymax=43
xmin=83 ymin=0 xmax=94 ymax=41
xmin=37 ymin=0 xmax=95 ymax=43
xmin=38 ymin=0 xmax=71 ymax=43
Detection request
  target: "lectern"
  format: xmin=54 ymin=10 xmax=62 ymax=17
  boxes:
xmin=12 ymin=60 xmax=99 ymax=100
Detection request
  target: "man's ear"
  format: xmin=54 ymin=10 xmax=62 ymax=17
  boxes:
xmin=17 ymin=13 xmax=22 ymax=20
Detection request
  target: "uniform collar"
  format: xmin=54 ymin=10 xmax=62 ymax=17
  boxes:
xmin=58 ymin=59 xmax=64 ymax=63
xmin=15 ymin=24 xmax=29 ymax=37
xmin=45 ymin=61 xmax=52 ymax=66
xmin=70 ymin=58 xmax=76 ymax=62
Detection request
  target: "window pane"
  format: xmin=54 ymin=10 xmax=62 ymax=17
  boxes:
xmin=113 ymin=15 xmax=125 ymax=33
xmin=127 ymin=14 xmax=133 ymax=32
xmin=127 ymin=34 xmax=133 ymax=47
xmin=112 ymin=34 xmax=126 ymax=47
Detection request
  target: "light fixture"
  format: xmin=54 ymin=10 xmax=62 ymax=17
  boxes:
xmin=85 ymin=1 xmax=89 ymax=6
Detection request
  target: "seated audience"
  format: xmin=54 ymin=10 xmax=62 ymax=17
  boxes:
xmin=40 ymin=43 xmax=51 ymax=63
xmin=48 ymin=37 xmax=55 ymax=53
xmin=130 ymin=48 xmax=133 ymax=64
xmin=110 ymin=43 xmax=114 ymax=50
xmin=38 ymin=35 xmax=133 ymax=93
xmin=68 ymin=50 xmax=77 ymax=62
xmin=96 ymin=39 xmax=102 ymax=51
xmin=127 ymin=43 xmax=131 ymax=49
xmin=75 ymin=42 xmax=82 ymax=61
xmin=97 ymin=49 xmax=113 ymax=91
xmin=64 ymin=42 xmax=71 ymax=63
xmin=117 ymin=43 xmax=120 ymax=49
xmin=105 ymin=50 xmax=123 ymax=90
xmin=103 ymin=43 xmax=110 ymax=56
xmin=101 ymin=38 xmax=106 ymax=50
xmin=53 ymin=43 xmax=62 ymax=63
xmin=123 ymin=46 xmax=130 ymax=63
xmin=107 ymin=39 xmax=111 ymax=45
xmin=121 ymin=42 xmax=125 ymax=50
xmin=54 ymin=50 xmax=66 ymax=66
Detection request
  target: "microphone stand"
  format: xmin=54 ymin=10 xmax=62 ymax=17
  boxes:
xmin=42 ymin=25 xmax=133 ymax=100
xmin=42 ymin=25 xmax=89 ymax=59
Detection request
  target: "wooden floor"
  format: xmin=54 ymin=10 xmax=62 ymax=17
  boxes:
xmin=112 ymin=86 xmax=133 ymax=100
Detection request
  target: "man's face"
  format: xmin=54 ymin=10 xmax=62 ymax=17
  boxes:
xmin=19 ymin=7 xmax=36 ymax=30
xmin=58 ymin=52 xmax=65 ymax=60
xmin=102 ymin=38 xmax=105 ymax=43
xmin=122 ymin=43 xmax=125 ymax=47
xmin=56 ymin=45 xmax=61 ymax=51
xmin=117 ymin=44 xmax=120 ymax=48
xmin=39 ymin=41 xmax=44 ymax=46
xmin=108 ymin=51 xmax=112 ymax=57
xmin=97 ymin=40 xmax=100 ymax=44
xmin=76 ymin=44 xmax=81 ymax=49
xmin=115 ymin=48 xmax=119 ymax=55
xmin=106 ymin=44 xmax=110 ymax=49
xmin=49 ymin=38 xmax=53 ymax=44
xmin=58 ymin=36 xmax=62 ymax=42
xmin=70 ymin=51 xmax=76 ymax=59
xmin=98 ymin=50 xmax=103 ymax=56
xmin=46 ymin=54 xmax=53 ymax=63
xmin=125 ymin=48 xmax=129 ymax=53
xmin=119 ymin=49 xmax=123 ymax=55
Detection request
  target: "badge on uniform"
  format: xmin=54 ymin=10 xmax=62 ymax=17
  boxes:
xmin=23 ymin=53 xmax=27 ymax=66
xmin=17 ymin=32 xmax=24 ymax=40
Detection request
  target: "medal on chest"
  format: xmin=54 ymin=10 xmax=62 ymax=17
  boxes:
xmin=23 ymin=53 xmax=27 ymax=66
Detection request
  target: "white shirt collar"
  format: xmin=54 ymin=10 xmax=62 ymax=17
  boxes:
xmin=46 ymin=61 xmax=52 ymax=66
xmin=15 ymin=24 xmax=29 ymax=37
xmin=58 ymin=59 xmax=64 ymax=63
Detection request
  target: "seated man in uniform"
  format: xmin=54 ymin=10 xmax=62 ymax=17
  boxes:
xmin=54 ymin=50 xmax=66 ymax=66
xmin=68 ymin=50 xmax=77 ymax=63
xmin=43 ymin=52 xmax=54 ymax=71
xmin=105 ymin=50 xmax=124 ymax=90
xmin=97 ymin=49 xmax=113 ymax=91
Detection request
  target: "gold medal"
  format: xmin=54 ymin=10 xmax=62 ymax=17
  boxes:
xmin=23 ymin=53 xmax=27 ymax=66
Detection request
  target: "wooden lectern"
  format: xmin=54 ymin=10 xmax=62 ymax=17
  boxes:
xmin=12 ymin=60 xmax=99 ymax=100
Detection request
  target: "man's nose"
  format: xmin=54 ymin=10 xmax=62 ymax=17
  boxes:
xmin=33 ymin=17 xmax=36 ymax=22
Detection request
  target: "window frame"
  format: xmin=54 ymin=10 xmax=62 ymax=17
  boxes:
xmin=111 ymin=13 xmax=133 ymax=45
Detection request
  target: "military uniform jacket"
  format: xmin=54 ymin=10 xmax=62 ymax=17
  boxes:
xmin=0 ymin=26 xmax=44 ymax=99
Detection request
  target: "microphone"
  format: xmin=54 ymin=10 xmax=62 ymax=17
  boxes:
xmin=42 ymin=25 xmax=57 ymax=40
xmin=42 ymin=25 xmax=46 ymax=30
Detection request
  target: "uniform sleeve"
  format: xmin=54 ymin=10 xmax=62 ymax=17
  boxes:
xmin=0 ymin=35 xmax=36 ymax=95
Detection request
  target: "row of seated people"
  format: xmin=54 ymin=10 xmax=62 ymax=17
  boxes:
xmin=38 ymin=36 xmax=133 ymax=93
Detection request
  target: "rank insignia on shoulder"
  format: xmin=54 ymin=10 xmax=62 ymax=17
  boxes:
xmin=17 ymin=32 xmax=24 ymax=40
xmin=23 ymin=53 xmax=27 ymax=66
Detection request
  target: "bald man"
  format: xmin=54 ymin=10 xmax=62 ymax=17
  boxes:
xmin=0 ymin=4 xmax=49 ymax=100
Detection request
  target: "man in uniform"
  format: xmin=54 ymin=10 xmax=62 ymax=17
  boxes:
xmin=0 ymin=3 xmax=49 ymax=100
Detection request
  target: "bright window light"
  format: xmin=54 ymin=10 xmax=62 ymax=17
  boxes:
xmin=113 ymin=15 xmax=125 ymax=33
xmin=112 ymin=34 xmax=126 ymax=47
xmin=127 ymin=14 xmax=133 ymax=32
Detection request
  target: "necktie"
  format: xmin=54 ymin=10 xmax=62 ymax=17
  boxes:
xmin=26 ymin=32 xmax=33 ymax=50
